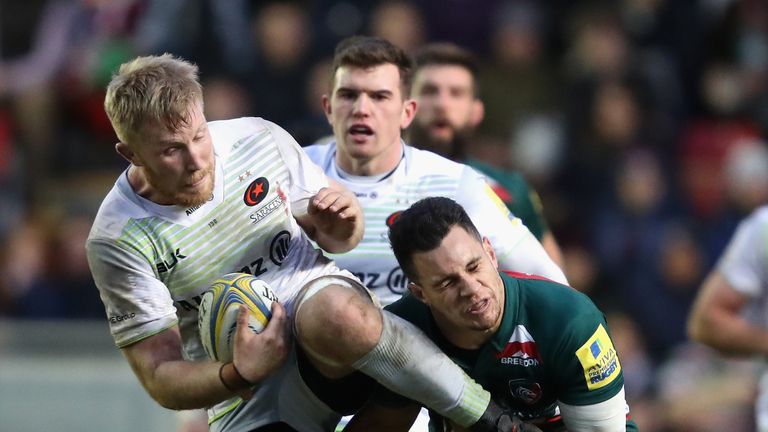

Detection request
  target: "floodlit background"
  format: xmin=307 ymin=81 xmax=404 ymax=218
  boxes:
xmin=1 ymin=0 xmax=767 ymax=431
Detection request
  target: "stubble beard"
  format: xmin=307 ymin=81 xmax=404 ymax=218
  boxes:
xmin=146 ymin=167 xmax=215 ymax=208
xmin=407 ymin=121 xmax=472 ymax=161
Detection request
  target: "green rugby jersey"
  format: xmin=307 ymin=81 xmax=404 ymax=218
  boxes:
xmin=385 ymin=271 xmax=637 ymax=430
xmin=467 ymin=159 xmax=549 ymax=241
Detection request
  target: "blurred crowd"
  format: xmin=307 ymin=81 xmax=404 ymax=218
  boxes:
xmin=1 ymin=0 xmax=767 ymax=430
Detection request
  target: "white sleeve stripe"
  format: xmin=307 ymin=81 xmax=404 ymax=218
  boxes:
xmin=558 ymin=386 xmax=628 ymax=431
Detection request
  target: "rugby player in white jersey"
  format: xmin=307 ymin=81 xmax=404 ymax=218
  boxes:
xmin=305 ymin=36 xmax=567 ymax=308
xmin=86 ymin=54 xmax=520 ymax=432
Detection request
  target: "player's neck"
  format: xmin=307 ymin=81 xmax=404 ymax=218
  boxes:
xmin=127 ymin=165 xmax=169 ymax=205
xmin=336 ymin=142 xmax=404 ymax=177
xmin=436 ymin=320 xmax=493 ymax=350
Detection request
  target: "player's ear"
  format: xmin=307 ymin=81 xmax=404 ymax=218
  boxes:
xmin=115 ymin=142 xmax=143 ymax=167
xmin=470 ymin=99 xmax=485 ymax=127
xmin=483 ymin=236 xmax=498 ymax=270
xmin=400 ymin=98 xmax=417 ymax=129
xmin=408 ymin=282 xmax=426 ymax=303
xmin=321 ymin=94 xmax=332 ymax=122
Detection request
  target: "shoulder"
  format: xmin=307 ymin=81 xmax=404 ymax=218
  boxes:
xmin=303 ymin=141 xmax=336 ymax=165
xmin=88 ymin=176 xmax=149 ymax=243
xmin=406 ymin=146 xmax=479 ymax=180
xmin=504 ymin=272 xmax=600 ymax=322
xmin=384 ymin=294 xmax=432 ymax=331
xmin=467 ymin=159 xmax=527 ymax=189
xmin=745 ymin=205 xmax=768 ymax=228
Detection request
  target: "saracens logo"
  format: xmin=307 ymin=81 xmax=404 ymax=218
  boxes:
xmin=244 ymin=177 xmax=269 ymax=206
xmin=385 ymin=211 xmax=403 ymax=227
xmin=496 ymin=325 xmax=542 ymax=367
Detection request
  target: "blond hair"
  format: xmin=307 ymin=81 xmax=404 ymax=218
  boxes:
xmin=104 ymin=54 xmax=203 ymax=144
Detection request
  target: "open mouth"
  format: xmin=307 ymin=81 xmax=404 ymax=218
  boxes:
xmin=349 ymin=124 xmax=374 ymax=137
xmin=467 ymin=298 xmax=489 ymax=314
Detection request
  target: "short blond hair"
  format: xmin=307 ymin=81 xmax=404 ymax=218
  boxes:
xmin=104 ymin=54 xmax=203 ymax=144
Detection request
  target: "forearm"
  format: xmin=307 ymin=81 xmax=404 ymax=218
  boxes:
xmin=135 ymin=358 xmax=235 ymax=410
xmin=122 ymin=327 xmax=256 ymax=410
xmin=688 ymin=272 xmax=768 ymax=357
xmin=689 ymin=311 xmax=768 ymax=357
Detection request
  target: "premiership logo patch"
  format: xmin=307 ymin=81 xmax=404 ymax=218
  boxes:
xmin=576 ymin=324 xmax=621 ymax=390
xmin=496 ymin=325 xmax=541 ymax=367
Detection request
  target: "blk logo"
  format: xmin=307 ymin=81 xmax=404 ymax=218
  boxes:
xmin=155 ymin=248 xmax=187 ymax=273
xmin=244 ymin=177 xmax=269 ymax=206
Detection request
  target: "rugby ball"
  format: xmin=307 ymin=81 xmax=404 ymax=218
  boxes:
xmin=198 ymin=273 xmax=278 ymax=363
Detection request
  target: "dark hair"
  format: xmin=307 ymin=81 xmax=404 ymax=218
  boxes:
xmin=389 ymin=197 xmax=482 ymax=281
xmin=413 ymin=43 xmax=480 ymax=97
xmin=331 ymin=35 xmax=414 ymax=95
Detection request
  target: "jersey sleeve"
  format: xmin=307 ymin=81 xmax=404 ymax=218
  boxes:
xmin=264 ymin=119 xmax=330 ymax=217
xmin=455 ymin=167 xmax=567 ymax=285
xmin=717 ymin=209 xmax=768 ymax=298
xmin=86 ymin=238 xmax=178 ymax=348
xmin=552 ymin=313 xmax=625 ymax=407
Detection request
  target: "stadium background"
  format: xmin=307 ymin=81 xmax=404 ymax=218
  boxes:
xmin=1 ymin=0 xmax=766 ymax=430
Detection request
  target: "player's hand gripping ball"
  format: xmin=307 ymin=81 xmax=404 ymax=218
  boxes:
xmin=198 ymin=273 xmax=278 ymax=363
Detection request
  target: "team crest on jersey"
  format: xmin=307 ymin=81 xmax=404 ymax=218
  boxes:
xmin=496 ymin=325 xmax=541 ymax=367
xmin=244 ymin=177 xmax=269 ymax=206
xmin=385 ymin=211 xmax=403 ymax=227
xmin=507 ymin=379 xmax=542 ymax=405
xmin=576 ymin=324 xmax=621 ymax=390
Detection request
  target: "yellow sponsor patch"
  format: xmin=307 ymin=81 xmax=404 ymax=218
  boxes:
xmin=483 ymin=184 xmax=517 ymax=223
xmin=575 ymin=324 xmax=621 ymax=390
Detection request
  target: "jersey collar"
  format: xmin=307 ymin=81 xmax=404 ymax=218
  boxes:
xmin=490 ymin=271 xmax=521 ymax=352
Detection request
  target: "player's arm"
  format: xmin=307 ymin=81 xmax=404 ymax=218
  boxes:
xmin=295 ymin=178 xmax=364 ymax=253
xmin=457 ymin=169 xmax=567 ymax=284
xmin=122 ymin=303 xmax=289 ymax=409
xmin=558 ymin=387 xmax=629 ymax=432
xmin=687 ymin=271 xmax=768 ymax=356
xmin=688 ymin=209 xmax=768 ymax=357
xmin=87 ymin=238 xmax=290 ymax=410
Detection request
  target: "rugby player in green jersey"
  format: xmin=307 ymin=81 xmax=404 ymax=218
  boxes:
xmin=346 ymin=197 xmax=638 ymax=432
xmin=407 ymin=43 xmax=563 ymax=267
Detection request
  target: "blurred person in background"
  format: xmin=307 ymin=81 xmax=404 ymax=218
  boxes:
xmin=688 ymin=202 xmax=768 ymax=432
xmin=407 ymin=41 xmax=563 ymax=267
xmin=367 ymin=0 xmax=426 ymax=54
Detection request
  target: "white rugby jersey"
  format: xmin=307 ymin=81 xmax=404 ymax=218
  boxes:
xmin=87 ymin=118 xmax=349 ymax=431
xmin=304 ymin=141 xmax=567 ymax=306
